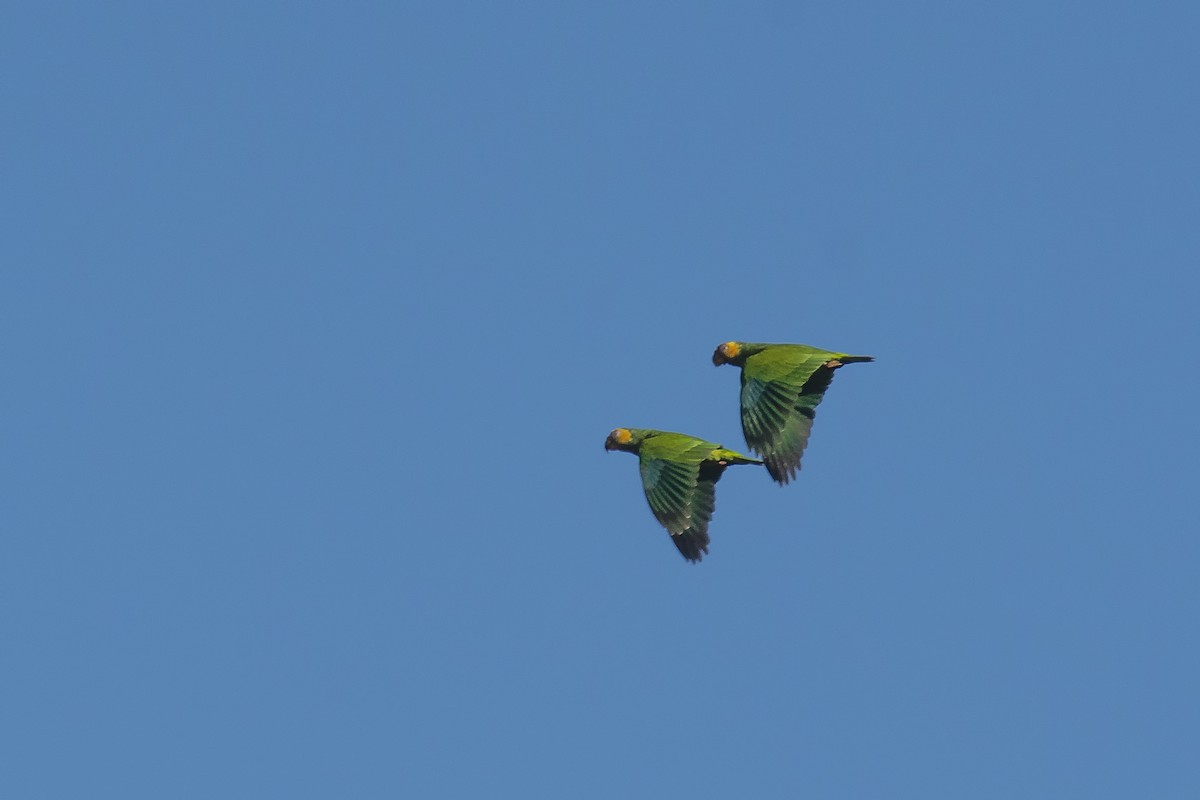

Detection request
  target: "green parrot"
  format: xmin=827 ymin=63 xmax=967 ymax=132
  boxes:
xmin=605 ymin=427 xmax=762 ymax=562
xmin=712 ymin=341 xmax=874 ymax=485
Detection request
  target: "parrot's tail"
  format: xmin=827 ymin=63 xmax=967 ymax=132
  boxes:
xmin=719 ymin=452 xmax=764 ymax=466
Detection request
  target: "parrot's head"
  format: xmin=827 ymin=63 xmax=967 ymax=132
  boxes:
xmin=712 ymin=341 xmax=743 ymax=366
xmin=605 ymin=427 xmax=637 ymax=453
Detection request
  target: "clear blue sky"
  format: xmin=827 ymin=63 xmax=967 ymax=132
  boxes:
xmin=3 ymin=3 xmax=1198 ymax=797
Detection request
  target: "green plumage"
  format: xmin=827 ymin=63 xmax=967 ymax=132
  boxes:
xmin=713 ymin=342 xmax=873 ymax=485
xmin=605 ymin=428 xmax=762 ymax=562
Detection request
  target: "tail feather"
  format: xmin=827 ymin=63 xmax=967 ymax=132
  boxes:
xmin=840 ymin=355 xmax=874 ymax=364
xmin=713 ymin=450 xmax=764 ymax=466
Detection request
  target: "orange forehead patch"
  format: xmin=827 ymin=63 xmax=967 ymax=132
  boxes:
xmin=721 ymin=341 xmax=741 ymax=358
xmin=610 ymin=428 xmax=632 ymax=444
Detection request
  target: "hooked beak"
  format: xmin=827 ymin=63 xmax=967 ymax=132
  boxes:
xmin=712 ymin=348 xmax=726 ymax=366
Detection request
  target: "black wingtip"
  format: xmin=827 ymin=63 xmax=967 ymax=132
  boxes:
xmin=672 ymin=530 xmax=710 ymax=563
xmin=764 ymin=455 xmax=799 ymax=485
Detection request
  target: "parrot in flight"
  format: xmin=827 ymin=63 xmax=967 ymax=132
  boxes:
xmin=712 ymin=342 xmax=873 ymax=485
xmin=605 ymin=428 xmax=762 ymax=562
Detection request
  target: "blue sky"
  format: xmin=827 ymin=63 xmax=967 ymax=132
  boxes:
xmin=3 ymin=3 xmax=1198 ymax=797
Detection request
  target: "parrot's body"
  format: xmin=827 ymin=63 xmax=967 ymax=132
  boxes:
xmin=712 ymin=342 xmax=873 ymax=484
xmin=605 ymin=427 xmax=761 ymax=562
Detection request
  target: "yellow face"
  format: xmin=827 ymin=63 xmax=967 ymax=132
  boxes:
xmin=605 ymin=427 xmax=633 ymax=450
xmin=712 ymin=341 xmax=741 ymax=365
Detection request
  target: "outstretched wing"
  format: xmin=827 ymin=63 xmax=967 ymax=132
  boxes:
xmin=638 ymin=435 xmax=723 ymax=562
xmin=740 ymin=348 xmax=839 ymax=484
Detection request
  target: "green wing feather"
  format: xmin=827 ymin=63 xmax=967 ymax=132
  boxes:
xmin=636 ymin=433 xmax=755 ymax=562
xmin=639 ymin=446 xmax=706 ymax=533
xmin=740 ymin=345 xmax=846 ymax=484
